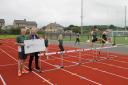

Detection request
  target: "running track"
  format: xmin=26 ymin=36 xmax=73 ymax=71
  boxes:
xmin=0 ymin=39 xmax=128 ymax=85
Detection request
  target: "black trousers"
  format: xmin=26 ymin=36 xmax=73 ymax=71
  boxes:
xmin=29 ymin=52 xmax=39 ymax=69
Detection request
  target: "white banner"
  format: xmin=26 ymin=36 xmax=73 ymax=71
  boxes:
xmin=24 ymin=39 xmax=45 ymax=54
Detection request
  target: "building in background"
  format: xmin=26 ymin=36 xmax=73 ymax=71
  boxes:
xmin=13 ymin=19 xmax=37 ymax=28
xmin=0 ymin=19 xmax=5 ymax=27
xmin=44 ymin=22 xmax=64 ymax=33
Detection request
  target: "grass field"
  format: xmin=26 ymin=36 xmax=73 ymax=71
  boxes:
xmin=113 ymin=36 xmax=128 ymax=45
xmin=0 ymin=35 xmax=17 ymax=39
xmin=0 ymin=34 xmax=128 ymax=45
xmin=64 ymin=35 xmax=89 ymax=42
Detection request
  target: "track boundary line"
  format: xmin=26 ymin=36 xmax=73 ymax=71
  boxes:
xmin=97 ymin=62 xmax=128 ymax=70
xmin=0 ymin=74 xmax=6 ymax=85
xmin=0 ymin=63 xmax=17 ymax=67
xmin=41 ymin=60 xmax=102 ymax=85
xmin=65 ymin=53 xmax=128 ymax=70
xmin=81 ymin=65 xmax=128 ymax=80
xmin=4 ymin=41 xmax=128 ymax=84
xmin=0 ymin=48 xmax=54 ymax=85
xmin=46 ymin=54 xmax=128 ymax=80
xmin=110 ymin=59 xmax=128 ymax=64
xmin=6 ymin=45 xmax=102 ymax=85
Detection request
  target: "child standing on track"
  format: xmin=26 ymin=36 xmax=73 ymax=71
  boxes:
xmin=44 ymin=35 xmax=49 ymax=59
xmin=58 ymin=34 xmax=64 ymax=55
xmin=58 ymin=34 xmax=65 ymax=68
xmin=16 ymin=28 xmax=29 ymax=76
xmin=75 ymin=33 xmax=80 ymax=45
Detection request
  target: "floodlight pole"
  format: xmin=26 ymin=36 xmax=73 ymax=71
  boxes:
xmin=125 ymin=6 xmax=127 ymax=31
xmin=81 ymin=0 xmax=84 ymax=34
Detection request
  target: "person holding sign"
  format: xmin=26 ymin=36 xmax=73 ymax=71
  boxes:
xmin=28 ymin=27 xmax=40 ymax=72
xmin=16 ymin=28 xmax=29 ymax=77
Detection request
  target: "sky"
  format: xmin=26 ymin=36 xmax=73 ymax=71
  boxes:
xmin=0 ymin=0 xmax=128 ymax=27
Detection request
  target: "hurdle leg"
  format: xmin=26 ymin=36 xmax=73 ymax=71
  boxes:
xmin=93 ymin=43 xmax=100 ymax=62
xmin=60 ymin=51 xmax=64 ymax=68
xmin=97 ymin=44 xmax=103 ymax=60
xmin=46 ymin=48 xmax=49 ymax=59
xmin=92 ymin=43 xmax=97 ymax=62
xmin=78 ymin=50 xmax=82 ymax=65
xmin=107 ymin=46 xmax=110 ymax=59
xmin=95 ymin=45 xmax=98 ymax=61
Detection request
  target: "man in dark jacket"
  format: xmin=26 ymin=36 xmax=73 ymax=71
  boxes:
xmin=28 ymin=27 xmax=40 ymax=72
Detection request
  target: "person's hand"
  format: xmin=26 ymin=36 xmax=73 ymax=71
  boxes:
xmin=20 ymin=43 xmax=25 ymax=46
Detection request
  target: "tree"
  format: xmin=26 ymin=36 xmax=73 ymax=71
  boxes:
xmin=109 ymin=25 xmax=116 ymax=30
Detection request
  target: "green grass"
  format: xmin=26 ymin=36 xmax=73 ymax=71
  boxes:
xmin=64 ymin=35 xmax=89 ymax=42
xmin=0 ymin=34 xmax=128 ymax=45
xmin=0 ymin=35 xmax=17 ymax=39
xmin=64 ymin=35 xmax=128 ymax=45
xmin=114 ymin=36 xmax=128 ymax=45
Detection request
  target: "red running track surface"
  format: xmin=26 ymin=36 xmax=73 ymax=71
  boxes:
xmin=0 ymin=39 xmax=128 ymax=85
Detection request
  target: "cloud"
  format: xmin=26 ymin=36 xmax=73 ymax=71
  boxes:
xmin=0 ymin=0 xmax=127 ymax=27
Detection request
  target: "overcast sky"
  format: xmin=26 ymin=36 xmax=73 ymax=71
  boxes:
xmin=0 ymin=0 xmax=127 ymax=27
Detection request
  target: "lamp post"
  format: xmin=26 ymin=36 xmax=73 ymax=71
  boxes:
xmin=125 ymin=6 xmax=127 ymax=31
xmin=81 ymin=0 xmax=84 ymax=34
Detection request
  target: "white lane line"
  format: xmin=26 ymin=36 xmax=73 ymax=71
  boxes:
xmin=81 ymin=65 xmax=128 ymax=80
xmin=79 ymin=52 xmax=128 ymax=70
xmin=0 ymin=62 xmax=29 ymax=67
xmin=110 ymin=59 xmax=128 ymax=64
xmin=6 ymin=45 xmax=128 ymax=70
xmin=45 ymin=53 xmax=128 ymax=80
xmin=0 ymin=63 xmax=17 ymax=67
xmin=65 ymin=52 xmax=128 ymax=70
xmin=0 ymin=74 xmax=6 ymax=85
xmin=0 ymin=48 xmax=54 ymax=85
xmin=6 ymin=45 xmax=102 ymax=85
xmin=97 ymin=62 xmax=128 ymax=70
xmin=41 ymin=60 xmax=102 ymax=85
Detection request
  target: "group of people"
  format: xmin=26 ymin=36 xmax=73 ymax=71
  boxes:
xmin=16 ymin=26 xmax=111 ymax=77
xmin=16 ymin=27 xmax=64 ymax=77
xmin=16 ymin=27 xmax=47 ymax=76
xmin=75 ymin=26 xmax=111 ymax=47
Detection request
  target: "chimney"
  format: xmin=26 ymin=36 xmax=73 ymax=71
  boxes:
xmin=24 ymin=19 xmax=26 ymax=22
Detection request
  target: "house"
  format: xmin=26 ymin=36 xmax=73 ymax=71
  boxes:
xmin=0 ymin=19 xmax=5 ymax=27
xmin=13 ymin=19 xmax=37 ymax=28
xmin=26 ymin=21 xmax=37 ymax=28
xmin=44 ymin=22 xmax=64 ymax=33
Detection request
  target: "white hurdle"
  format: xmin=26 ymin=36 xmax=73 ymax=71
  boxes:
xmin=38 ymin=45 xmax=117 ymax=68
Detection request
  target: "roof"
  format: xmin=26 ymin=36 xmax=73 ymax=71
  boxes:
xmin=14 ymin=19 xmax=37 ymax=26
xmin=47 ymin=22 xmax=64 ymax=29
xmin=26 ymin=21 xmax=37 ymax=26
xmin=0 ymin=19 xmax=5 ymax=23
xmin=14 ymin=20 xmax=26 ymax=24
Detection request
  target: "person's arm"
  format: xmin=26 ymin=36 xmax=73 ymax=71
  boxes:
xmin=90 ymin=31 xmax=93 ymax=35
